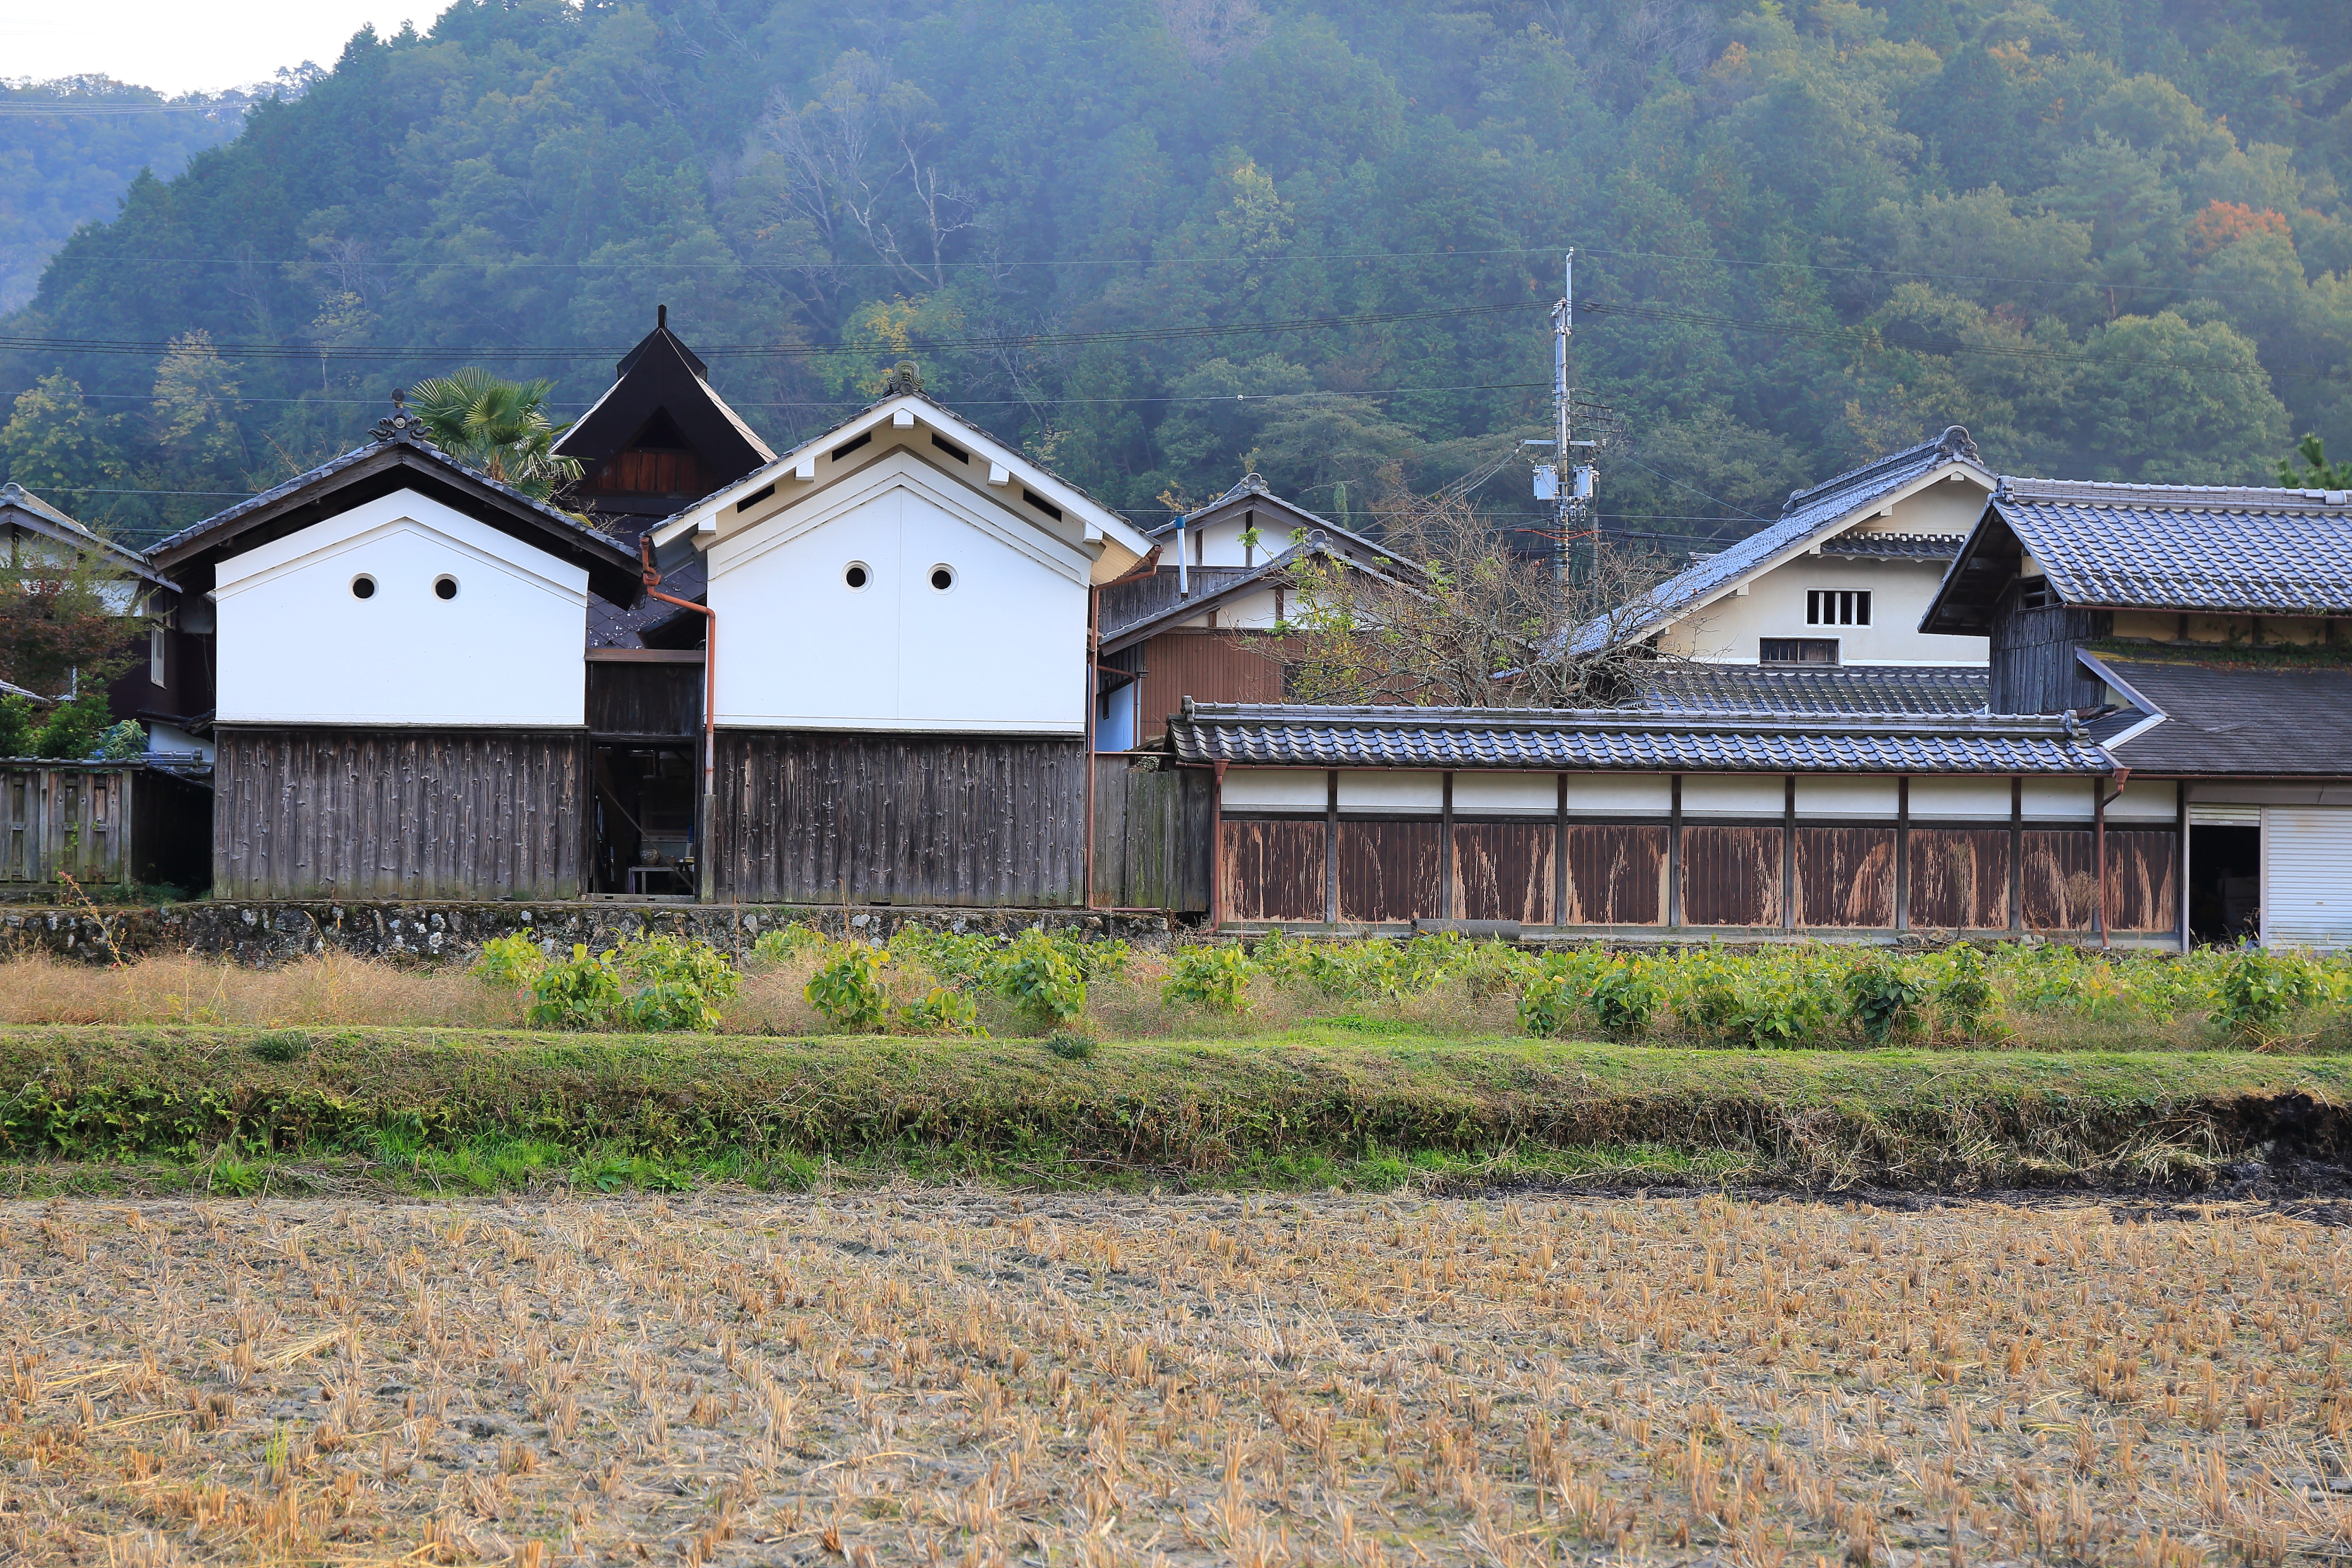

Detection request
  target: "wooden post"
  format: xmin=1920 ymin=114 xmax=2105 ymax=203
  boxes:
xmin=2095 ymin=774 xmax=2109 ymax=948
xmin=1209 ymin=761 xmax=1227 ymax=930
xmin=1667 ymin=774 xmax=1684 ymax=930
xmin=1084 ymin=584 xmax=1098 ymax=909
xmin=2009 ymin=777 xmax=2025 ymax=934
xmin=1895 ymin=776 xmax=1911 ymax=934
xmin=1324 ymin=769 xmax=1339 ymax=926
xmin=1555 ymin=772 xmax=1569 ymax=931
xmin=1440 ymin=771 xmax=1456 ymax=922
xmin=2176 ymin=781 xmax=2191 ymax=953
xmin=1782 ymin=775 xmax=1797 ymax=932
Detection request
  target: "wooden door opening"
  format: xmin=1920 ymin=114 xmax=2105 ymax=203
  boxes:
xmin=592 ymin=743 xmax=698 ymax=897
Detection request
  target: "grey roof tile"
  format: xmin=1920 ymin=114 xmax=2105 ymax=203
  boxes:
xmin=1168 ymin=702 xmax=2106 ymax=774
xmin=1632 ymin=664 xmax=1987 ymax=715
xmin=2085 ymin=653 xmax=2352 ymax=774
xmin=1992 ymin=479 xmax=2352 ymax=614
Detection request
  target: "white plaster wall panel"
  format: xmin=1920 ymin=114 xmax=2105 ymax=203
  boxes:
xmin=1657 ymin=555 xmax=1986 ymax=665
xmin=1906 ymin=776 xmax=2016 ymax=820
xmin=1451 ymin=772 xmax=1558 ymax=816
xmin=2020 ymin=777 xmax=2097 ymax=820
xmin=1793 ymin=776 xmax=1899 ymax=820
xmin=1222 ymin=768 xmax=1327 ymax=812
xmin=213 ymin=488 xmax=587 ymax=726
xmin=1568 ymin=774 xmax=1672 ymax=815
xmin=710 ymin=455 xmax=1088 ymax=732
xmin=1215 ymin=587 xmax=1286 ymax=630
xmin=2108 ymin=777 xmax=2181 ymax=820
xmin=1680 ymin=774 xmax=1787 ymax=818
xmin=1336 ymin=771 xmax=1444 ymax=812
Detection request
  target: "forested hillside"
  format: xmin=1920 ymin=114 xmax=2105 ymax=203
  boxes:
xmin=2 ymin=0 xmax=2348 ymax=548
xmin=0 ymin=79 xmax=255 ymax=315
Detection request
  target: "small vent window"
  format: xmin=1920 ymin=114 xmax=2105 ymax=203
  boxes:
xmin=1806 ymin=589 xmax=1871 ymax=626
xmin=736 ymin=482 xmax=776 ymax=512
xmin=844 ymin=561 xmax=871 ymax=591
xmin=1021 ymin=487 xmax=1063 ymax=521
xmin=930 ymin=433 xmax=970 ymax=464
xmin=351 ymin=574 xmax=377 ymax=600
xmin=434 ymin=575 xmax=459 ymax=601
xmin=1761 ymin=638 xmax=1840 ymax=665
xmin=2016 ymin=575 xmax=2054 ymax=609
xmin=830 ymin=431 xmax=872 ymax=462
xmin=928 ymin=565 xmax=956 ymax=592
xmin=149 ymin=627 xmax=166 ymax=686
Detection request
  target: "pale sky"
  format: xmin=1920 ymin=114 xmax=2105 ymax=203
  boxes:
xmin=3 ymin=1 xmax=443 ymax=96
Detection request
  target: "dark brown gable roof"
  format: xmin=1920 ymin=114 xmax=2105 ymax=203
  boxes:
xmin=148 ymin=434 xmax=643 ymax=607
xmin=555 ymin=312 xmax=775 ymax=521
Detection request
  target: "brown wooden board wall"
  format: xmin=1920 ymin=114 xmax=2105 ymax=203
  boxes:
xmin=0 ymin=765 xmax=140 ymax=886
xmin=1680 ymin=825 xmax=1783 ymax=926
xmin=1337 ymin=820 xmax=1444 ymax=923
xmin=2102 ymin=829 xmax=2179 ymax=932
xmin=1135 ymin=631 xmax=1289 ymax=736
xmin=1219 ymin=818 xmax=1325 ymax=922
xmin=1794 ymin=827 xmax=1897 ymax=927
xmin=1096 ymin=763 xmax=1212 ymax=912
xmin=1907 ymin=827 xmax=2012 ymax=931
xmin=1560 ymin=824 xmax=1668 ymax=925
xmin=712 ymin=732 xmax=1085 ymax=906
xmin=587 ymin=662 xmax=702 ymax=737
xmin=214 ymin=728 xmax=587 ymax=900
xmin=1451 ymin=823 xmax=1556 ymax=924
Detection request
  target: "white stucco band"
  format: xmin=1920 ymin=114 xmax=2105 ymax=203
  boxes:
xmin=214 ymin=488 xmax=590 ymax=726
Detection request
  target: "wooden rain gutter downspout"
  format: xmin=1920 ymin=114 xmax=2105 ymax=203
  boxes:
xmin=1086 ymin=545 xmax=1163 ymax=912
xmin=640 ymin=534 xmax=717 ymax=902
xmin=2096 ymin=765 xmax=2132 ymax=948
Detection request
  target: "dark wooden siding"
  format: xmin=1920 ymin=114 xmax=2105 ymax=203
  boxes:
xmin=1908 ymin=827 xmax=2012 ymax=930
xmin=1135 ymin=632 xmax=1288 ymax=740
xmin=1561 ymin=825 xmax=1667 ymax=925
xmin=1794 ymin=827 xmax=1897 ymax=927
xmin=1221 ymin=818 xmax=1325 ymax=921
xmin=1337 ymin=820 xmax=1443 ymax=923
xmin=2105 ymin=829 xmax=2179 ymax=932
xmin=1096 ymin=762 xmax=1212 ymax=911
xmin=2021 ymin=830 xmax=2098 ymax=930
xmin=1989 ymin=600 xmax=2107 ymax=715
xmin=586 ymin=446 xmax=712 ymax=497
xmin=1452 ymin=823 xmax=1556 ymax=924
xmin=105 ymin=624 xmax=213 ymax=729
xmin=215 ymin=728 xmax=587 ymax=900
xmin=587 ymin=662 xmax=702 ymax=737
xmin=712 ymin=732 xmax=1085 ymax=906
xmin=1 ymin=765 xmax=145 ymax=886
xmin=1681 ymin=825 xmax=1783 ymax=926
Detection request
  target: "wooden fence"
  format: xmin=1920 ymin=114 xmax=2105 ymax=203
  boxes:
xmin=1091 ymin=756 xmax=1212 ymax=912
xmin=1 ymin=761 xmax=212 ymax=893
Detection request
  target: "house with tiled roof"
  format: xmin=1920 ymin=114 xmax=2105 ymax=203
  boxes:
xmin=1923 ymin=475 xmax=2352 ymax=948
xmin=1567 ymin=426 xmax=1996 ymax=668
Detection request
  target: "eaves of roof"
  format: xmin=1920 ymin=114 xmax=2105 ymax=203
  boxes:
xmin=1 ymin=484 xmax=178 ymax=590
xmin=1098 ymin=541 xmax=1426 ymax=654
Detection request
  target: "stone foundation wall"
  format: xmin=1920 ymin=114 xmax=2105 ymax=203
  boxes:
xmin=1 ymin=901 xmax=1175 ymax=966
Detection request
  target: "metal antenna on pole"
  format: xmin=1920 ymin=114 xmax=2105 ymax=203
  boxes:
xmin=1553 ymin=249 xmax=1573 ymax=584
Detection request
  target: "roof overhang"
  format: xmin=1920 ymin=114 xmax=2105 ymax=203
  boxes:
xmin=1918 ymin=495 xmax=2027 ymax=635
xmin=651 ymin=393 xmax=1152 ymax=584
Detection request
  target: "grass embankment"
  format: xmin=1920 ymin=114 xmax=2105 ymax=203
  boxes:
xmin=3 ymin=1023 xmax=2345 ymax=1195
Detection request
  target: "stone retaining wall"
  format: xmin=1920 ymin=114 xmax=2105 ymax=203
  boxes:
xmin=1 ymin=901 xmax=1175 ymax=966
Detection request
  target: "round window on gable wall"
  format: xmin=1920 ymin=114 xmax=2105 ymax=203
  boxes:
xmin=844 ymin=561 xmax=871 ymax=591
xmin=929 ymin=565 xmax=956 ymax=592
xmin=350 ymin=574 xmax=377 ymax=600
xmin=433 ymin=575 xmax=459 ymax=600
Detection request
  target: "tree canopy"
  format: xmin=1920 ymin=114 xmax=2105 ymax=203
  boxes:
xmin=1 ymin=0 xmax=2347 ymax=554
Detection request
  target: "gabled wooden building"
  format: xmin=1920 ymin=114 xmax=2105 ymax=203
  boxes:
xmin=144 ymin=421 xmax=644 ymax=900
xmin=1922 ymin=477 xmax=2352 ymax=949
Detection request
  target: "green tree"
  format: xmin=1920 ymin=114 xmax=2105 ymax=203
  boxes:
xmin=403 ymin=369 xmax=582 ymax=501
xmin=0 ymin=374 xmax=124 ymax=503
xmin=2278 ymin=434 xmax=2352 ymax=489
xmin=149 ymin=330 xmax=248 ymax=478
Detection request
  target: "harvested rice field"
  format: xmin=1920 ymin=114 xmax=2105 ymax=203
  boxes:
xmin=4 ymin=1191 xmax=2351 ymax=1568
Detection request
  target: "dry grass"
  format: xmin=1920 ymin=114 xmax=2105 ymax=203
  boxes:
xmin=4 ymin=1191 xmax=2349 ymax=1567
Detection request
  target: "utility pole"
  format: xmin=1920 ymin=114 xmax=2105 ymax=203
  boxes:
xmin=1532 ymin=250 xmax=1597 ymax=586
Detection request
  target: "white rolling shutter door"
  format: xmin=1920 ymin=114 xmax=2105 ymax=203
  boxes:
xmin=2263 ymin=807 xmax=2352 ymax=951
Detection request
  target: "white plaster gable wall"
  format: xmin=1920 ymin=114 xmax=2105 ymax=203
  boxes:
xmin=708 ymin=452 xmax=1089 ymax=732
xmin=1177 ymin=585 xmax=1287 ymax=631
xmin=1656 ymin=474 xmax=1992 ymax=665
xmin=213 ymin=488 xmax=590 ymax=726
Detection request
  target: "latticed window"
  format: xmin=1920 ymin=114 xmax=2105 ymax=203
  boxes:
xmin=1806 ymin=589 xmax=1871 ymax=626
xmin=1760 ymin=638 xmax=1840 ymax=664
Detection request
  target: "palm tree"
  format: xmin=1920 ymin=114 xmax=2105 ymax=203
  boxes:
xmin=403 ymin=369 xmax=584 ymax=502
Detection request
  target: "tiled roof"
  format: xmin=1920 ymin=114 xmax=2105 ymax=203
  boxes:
xmin=1561 ymin=426 xmax=1990 ymax=655
xmin=1818 ymin=532 xmax=1966 ymax=559
xmin=2085 ymin=652 xmax=2352 ymax=775
xmin=1632 ymin=664 xmax=1987 ymax=715
xmin=1992 ymin=479 xmax=2352 ymax=614
xmin=1168 ymin=701 xmax=2106 ymax=774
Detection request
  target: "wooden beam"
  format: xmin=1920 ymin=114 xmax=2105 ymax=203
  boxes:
xmin=1895 ymin=775 xmax=1910 ymax=935
xmin=1667 ymin=774 xmax=1684 ymax=930
xmin=1555 ymin=772 xmax=1569 ymax=933
xmin=1440 ymin=771 xmax=1456 ymax=921
xmin=1782 ymin=775 xmax=1796 ymax=931
xmin=1324 ymin=769 xmax=1339 ymax=926
xmin=2009 ymin=776 xmax=2025 ymax=935
xmin=1210 ymin=761 xmax=1227 ymax=930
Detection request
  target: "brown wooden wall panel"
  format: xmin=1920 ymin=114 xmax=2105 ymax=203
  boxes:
xmin=2104 ymin=829 xmax=2179 ymax=932
xmin=587 ymin=662 xmax=701 ymax=736
xmin=0 ymin=764 xmax=144 ymax=886
xmin=214 ymin=728 xmax=587 ymax=900
xmin=1560 ymin=825 xmax=1666 ymax=925
xmin=1337 ymin=820 xmax=1443 ymax=924
xmin=1220 ymin=818 xmax=1325 ymax=922
xmin=1135 ymin=631 xmax=1289 ymax=739
xmin=1681 ymin=825 xmax=1783 ymax=926
xmin=1094 ymin=763 xmax=1213 ymax=912
xmin=2021 ymin=829 xmax=2097 ymax=930
xmin=1452 ymin=822 xmax=1555 ymax=924
xmin=713 ymin=731 xmax=1085 ymax=906
xmin=1794 ymin=826 xmax=1897 ymax=927
xmin=1908 ymin=827 xmax=2012 ymax=930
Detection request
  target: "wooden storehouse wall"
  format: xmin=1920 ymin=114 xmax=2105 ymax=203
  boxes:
xmin=1 ymin=763 xmax=143 ymax=889
xmin=712 ymin=732 xmax=1087 ymax=906
xmin=1093 ymin=760 xmax=1212 ymax=911
xmin=1989 ymin=599 xmax=2107 ymax=715
xmin=214 ymin=728 xmax=589 ymax=900
xmin=586 ymin=657 xmax=702 ymax=737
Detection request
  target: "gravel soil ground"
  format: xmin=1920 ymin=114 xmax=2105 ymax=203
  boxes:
xmin=3 ymin=1188 xmax=2351 ymax=1567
